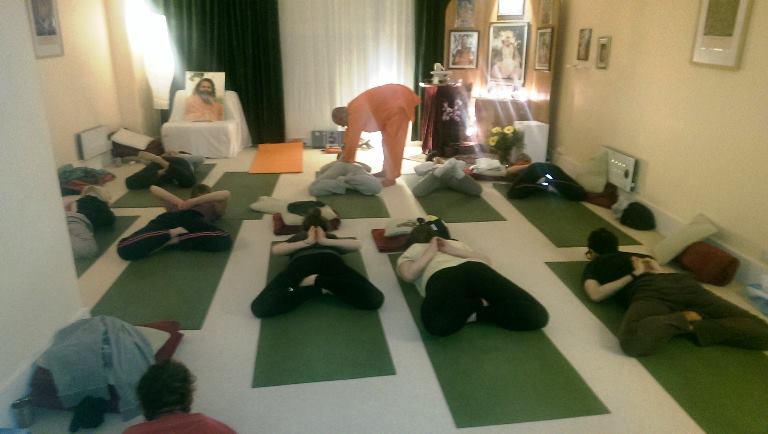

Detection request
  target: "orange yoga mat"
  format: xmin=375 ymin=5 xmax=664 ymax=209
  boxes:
xmin=249 ymin=142 xmax=304 ymax=173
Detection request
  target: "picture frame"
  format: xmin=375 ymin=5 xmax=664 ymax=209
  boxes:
xmin=185 ymin=71 xmax=227 ymax=103
xmin=691 ymin=0 xmax=752 ymax=68
xmin=535 ymin=28 xmax=553 ymax=71
xmin=448 ymin=30 xmax=480 ymax=69
xmin=497 ymin=0 xmax=525 ymax=20
xmin=455 ymin=0 xmax=476 ymax=28
xmin=26 ymin=0 xmax=63 ymax=58
xmin=488 ymin=22 xmax=529 ymax=86
xmin=539 ymin=0 xmax=554 ymax=27
xmin=577 ymin=28 xmax=592 ymax=61
xmin=596 ymin=36 xmax=611 ymax=69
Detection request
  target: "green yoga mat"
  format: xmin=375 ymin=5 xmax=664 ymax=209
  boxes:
xmin=111 ymin=164 xmax=215 ymax=208
xmin=315 ymin=191 xmax=389 ymax=218
xmin=493 ymin=183 xmax=639 ymax=247
xmin=403 ymin=174 xmax=505 ymax=223
xmin=211 ymin=172 xmax=280 ymax=220
xmin=387 ymin=255 xmax=607 ymax=428
xmin=75 ymin=216 xmax=139 ymax=276
xmin=547 ymin=261 xmax=768 ymax=434
xmin=91 ymin=219 xmax=242 ymax=329
xmin=253 ymin=250 xmax=395 ymax=387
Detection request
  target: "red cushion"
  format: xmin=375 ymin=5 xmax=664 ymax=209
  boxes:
xmin=585 ymin=183 xmax=619 ymax=209
xmin=371 ymin=229 xmax=411 ymax=253
xmin=273 ymin=213 xmax=341 ymax=235
xmin=675 ymin=241 xmax=740 ymax=286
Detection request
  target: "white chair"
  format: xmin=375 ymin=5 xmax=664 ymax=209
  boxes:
xmin=161 ymin=90 xmax=252 ymax=158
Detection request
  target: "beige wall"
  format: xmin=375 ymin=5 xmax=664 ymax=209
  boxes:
xmin=35 ymin=0 xmax=122 ymax=167
xmin=553 ymin=0 xmax=768 ymax=262
xmin=0 ymin=0 xmax=82 ymax=415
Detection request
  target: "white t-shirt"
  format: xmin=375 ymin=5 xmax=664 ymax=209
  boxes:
xmin=397 ymin=240 xmax=487 ymax=296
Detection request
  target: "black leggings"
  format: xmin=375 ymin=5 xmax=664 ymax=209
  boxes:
xmin=507 ymin=162 xmax=586 ymax=201
xmin=251 ymin=253 xmax=384 ymax=318
xmin=117 ymin=210 xmax=231 ymax=260
xmin=125 ymin=157 xmax=196 ymax=190
xmin=422 ymin=261 xmax=549 ymax=336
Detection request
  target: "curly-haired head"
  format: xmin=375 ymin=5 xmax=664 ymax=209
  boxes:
xmin=137 ymin=360 xmax=195 ymax=420
xmin=301 ymin=208 xmax=329 ymax=232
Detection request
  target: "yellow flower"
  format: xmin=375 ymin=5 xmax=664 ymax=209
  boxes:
xmin=491 ymin=126 xmax=502 ymax=134
xmin=488 ymin=136 xmax=498 ymax=146
xmin=503 ymin=125 xmax=515 ymax=134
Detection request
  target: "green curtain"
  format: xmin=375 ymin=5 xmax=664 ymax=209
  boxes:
xmin=153 ymin=0 xmax=285 ymax=144
xmin=412 ymin=0 xmax=451 ymax=140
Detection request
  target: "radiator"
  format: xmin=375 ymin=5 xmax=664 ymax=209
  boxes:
xmin=76 ymin=125 xmax=111 ymax=160
xmin=605 ymin=147 xmax=637 ymax=192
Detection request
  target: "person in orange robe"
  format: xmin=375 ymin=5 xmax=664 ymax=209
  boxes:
xmin=332 ymin=84 xmax=420 ymax=187
xmin=184 ymin=78 xmax=224 ymax=122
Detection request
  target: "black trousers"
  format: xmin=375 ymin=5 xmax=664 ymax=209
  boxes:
xmin=507 ymin=162 xmax=587 ymax=201
xmin=421 ymin=261 xmax=549 ymax=336
xmin=251 ymin=253 xmax=384 ymax=318
xmin=125 ymin=157 xmax=196 ymax=190
xmin=117 ymin=210 xmax=231 ymax=260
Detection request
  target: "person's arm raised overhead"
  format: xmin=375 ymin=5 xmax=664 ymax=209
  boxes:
xmin=583 ymin=255 xmax=646 ymax=302
xmin=437 ymin=239 xmax=490 ymax=263
xmin=315 ymin=226 xmax=361 ymax=252
xmin=150 ymin=185 xmax=185 ymax=211
xmin=271 ymin=227 xmax=318 ymax=256
xmin=398 ymin=237 xmax=440 ymax=283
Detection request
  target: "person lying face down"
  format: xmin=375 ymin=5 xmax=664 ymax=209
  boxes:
xmin=250 ymin=208 xmax=384 ymax=318
xmin=397 ymin=224 xmax=548 ymax=336
xmin=116 ymin=184 xmax=232 ymax=260
xmin=582 ymin=228 xmax=768 ymax=356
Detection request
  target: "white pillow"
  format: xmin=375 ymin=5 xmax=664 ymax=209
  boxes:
xmin=384 ymin=218 xmax=420 ymax=237
xmin=111 ymin=128 xmax=154 ymax=150
xmin=574 ymin=150 xmax=608 ymax=193
xmin=653 ymin=214 xmax=718 ymax=264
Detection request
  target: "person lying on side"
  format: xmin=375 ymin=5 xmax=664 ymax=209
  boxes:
xmin=582 ymin=228 xmax=768 ymax=356
xmin=117 ymin=184 xmax=231 ymax=260
xmin=63 ymin=186 xmax=115 ymax=259
xmin=251 ymin=208 xmax=384 ymax=318
xmin=397 ymin=224 xmax=549 ymax=336
xmin=125 ymin=151 xmax=205 ymax=191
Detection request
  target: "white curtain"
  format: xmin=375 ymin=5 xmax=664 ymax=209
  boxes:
xmin=279 ymin=0 xmax=415 ymax=140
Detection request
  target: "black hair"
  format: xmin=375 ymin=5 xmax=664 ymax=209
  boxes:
xmin=137 ymin=360 xmax=195 ymax=421
xmin=76 ymin=196 xmax=115 ymax=228
xmin=301 ymin=208 xmax=329 ymax=232
xmin=194 ymin=77 xmax=217 ymax=96
xmin=587 ymin=228 xmax=619 ymax=255
xmin=408 ymin=223 xmax=438 ymax=244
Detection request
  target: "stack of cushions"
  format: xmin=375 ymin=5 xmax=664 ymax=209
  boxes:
xmin=652 ymin=214 xmax=739 ymax=286
xmin=371 ymin=218 xmax=420 ymax=253
xmin=30 ymin=321 xmax=183 ymax=412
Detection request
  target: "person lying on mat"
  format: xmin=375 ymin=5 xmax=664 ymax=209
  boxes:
xmin=125 ymin=151 xmax=205 ymax=191
xmin=582 ymin=228 xmax=768 ymax=356
xmin=505 ymin=162 xmax=586 ymax=201
xmin=332 ymin=84 xmax=421 ymax=187
xmin=251 ymin=208 xmax=384 ymax=318
xmin=412 ymin=157 xmax=482 ymax=197
xmin=397 ymin=224 xmax=549 ymax=336
xmin=63 ymin=186 xmax=115 ymax=259
xmin=117 ymin=184 xmax=232 ymax=260
xmin=184 ymin=78 xmax=224 ymax=122
xmin=124 ymin=360 xmax=236 ymax=434
xmin=308 ymin=160 xmax=382 ymax=196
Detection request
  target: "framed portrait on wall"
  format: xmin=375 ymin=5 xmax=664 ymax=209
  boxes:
xmin=497 ymin=0 xmax=525 ymax=20
xmin=691 ymin=0 xmax=752 ymax=68
xmin=448 ymin=30 xmax=479 ymax=69
xmin=577 ymin=28 xmax=592 ymax=61
xmin=535 ymin=28 xmax=553 ymax=70
xmin=539 ymin=0 xmax=554 ymax=26
xmin=455 ymin=0 xmax=476 ymax=28
xmin=596 ymin=36 xmax=611 ymax=69
xmin=488 ymin=22 xmax=528 ymax=86
xmin=26 ymin=0 xmax=63 ymax=58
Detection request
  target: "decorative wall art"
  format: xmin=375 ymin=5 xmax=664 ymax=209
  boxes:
xmin=577 ymin=28 xmax=592 ymax=61
xmin=535 ymin=28 xmax=553 ymax=70
xmin=26 ymin=0 xmax=63 ymax=58
xmin=448 ymin=30 xmax=479 ymax=69
xmin=596 ymin=36 xmax=611 ymax=69
xmin=488 ymin=22 xmax=528 ymax=86
xmin=692 ymin=0 xmax=752 ymax=68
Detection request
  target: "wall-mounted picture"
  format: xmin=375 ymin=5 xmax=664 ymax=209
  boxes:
xmin=497 ymin=0 xmax=525 ymax=20
xmin=448 ymin=30 xmax=479 ymax=69
xmin=26 ymin=0 xmax=63 ymax=58
xmin=577 ymin=28 xmax=592 ymax=61
xmin=455 ymin=0 xmax=475 ymax=28
xmin=488 ymin=22 xmax=528 ymax=86
xmin=691 ymin=0 xmax=752 ymax=68
xmin=539 ymin=0 xmax=554 ymax=26
xmin=596 ymin=36 xmax=611 ymax=69
xmin=185 ymin=71 xmax=227 ymax=103
xmin=535 ymin=28 xmax=553 ymax=70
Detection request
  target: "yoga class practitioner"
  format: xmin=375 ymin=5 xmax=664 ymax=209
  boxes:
xmin=397 ymin=224 xmax=549 ymax=336
xmin=583 ymin=228 xmax=768 ymax=356
xmin=125 ymin=151 xmax=205 ymax=190
xmin=251 ymin=208 xmax=384 ymax=318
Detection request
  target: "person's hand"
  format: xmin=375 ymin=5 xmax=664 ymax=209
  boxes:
xmin=631 ymin=256 xmax=646 ymax=276
xmin=426 ymin=237 xmax=440 ymax=255
xmin=641 ymin=258 xmax=662 ymax=274
xmin=178 ymin=200 xmax=190 ymax=211
xmin=305 ymin=226 xmax=317 ymax=245
xmin=315 ymin=226 xmax=327 ymax=244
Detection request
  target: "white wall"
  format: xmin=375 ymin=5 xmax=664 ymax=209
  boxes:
xmin=553 ymin=0 xmax=768 ymax=266
xmin=0 ymin=0 xmax=83 ymax=426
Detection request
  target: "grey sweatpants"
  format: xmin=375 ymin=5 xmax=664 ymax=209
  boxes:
xmin=412 ymin=172 xmax=482 ymax=197
xmin=308 ymin=161 xmax=382 ymax=196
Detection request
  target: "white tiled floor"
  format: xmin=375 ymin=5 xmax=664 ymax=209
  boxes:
xmin=33 ymin=144 xmax=763 ymax=433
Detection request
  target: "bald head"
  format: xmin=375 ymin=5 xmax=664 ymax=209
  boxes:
xmin=331 ymin=107 xmax=348 ymax=127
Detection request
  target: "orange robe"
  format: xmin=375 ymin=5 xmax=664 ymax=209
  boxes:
xmin=341 ymin=84 xmax=420 ymax=180
xmin=184 ymin=94 xmax=224 ymax=122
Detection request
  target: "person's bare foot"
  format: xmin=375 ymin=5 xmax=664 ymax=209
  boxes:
xmin=381 ymin=178 xmax=396 ymax=187
xmin=372 ymin=171 xmax=386 ymax=178
xmin=683 ymin=310 xmax=702 ymax=330
xmin=299 ymin=274 xmax=318 ymax=287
